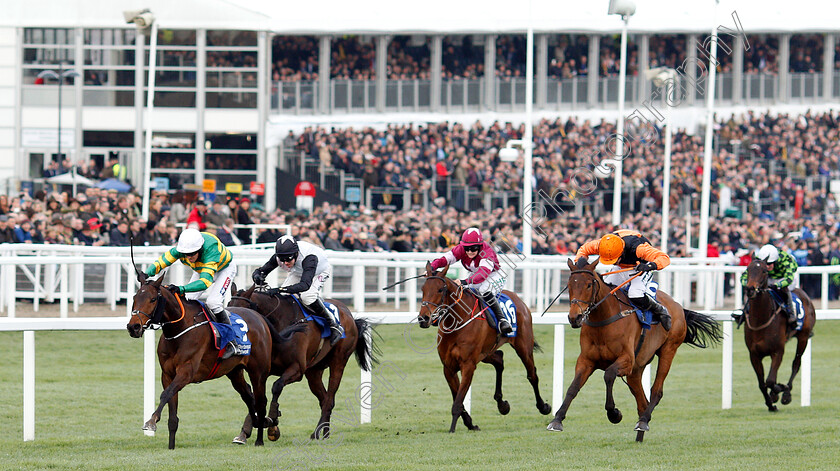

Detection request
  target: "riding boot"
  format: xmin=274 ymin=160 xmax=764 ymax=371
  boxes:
xmin=632 ymin=295 xmax=671 ymax=331
xmin=308 ymin=299 xmax=344 ymax=346
xmin=483 ymin=292 xmax=512 ymax=335
xmin=214 ymin=309 xmax=242 ymax=360
xmin=731 ymin=312 xmax=745 ymax=329
xmin=782 ymin=289 xmax=798 ymax=329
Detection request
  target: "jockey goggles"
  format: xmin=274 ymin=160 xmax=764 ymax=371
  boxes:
xmin=464 ymin=244 xmax=482 ymax=252
xmin=276 ymin=253 xmax=296 ymax=263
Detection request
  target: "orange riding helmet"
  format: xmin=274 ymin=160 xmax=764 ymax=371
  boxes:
xmin=598 ymin=234 xmax=625 ymax=265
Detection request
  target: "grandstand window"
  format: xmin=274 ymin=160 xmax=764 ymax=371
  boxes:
xmin=387 ymin=35 xmax=430 ymax=80
xmin=206 ymin=30 xmax=257 ymax=108
xmin=147 ymin=29 xmax=196 ymax=47
xmin=331 ymin=36 xmax=376 ymax=79
xmin=24 ymin=28 xmax=74 ymax=45
xmin=547 ymin=34 xmax=589 ymax=78
xmin=271 ymin=35 xmax=318 ymax=82
xmin=744 ymin=35 xmax=779 ymax=74
xmin=204 ymin=132 xmax=258 ymax=189
xmin=442 ymin=35 xmax=484 ymax=79
xmin=789 ymin=34 xmax=823 ymax=73
xmin=83 ymin=131 xmax=133 ymax=148
xmin=599 ymin=34 xmax=638 ymax=77
xmin=81 ymin=29 xmax=137 ymax=106
xmin=151 ymin=133 xmax=195 ymax=175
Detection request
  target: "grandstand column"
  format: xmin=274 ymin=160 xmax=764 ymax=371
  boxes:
xmin=483 ymin=35 xmax=496 ymax=110
xmin=73 ymin=28 xmax=83 ymax=168
xmin=133 ymin=31 xmax=145 ymax=196
xmin=196 ymin=29 xmax=206 ymax=185
xmin=686 ymin=34 xmax=697 ymax=105
xmin=587 ymin=35 xmax=599 ymax=108
xmin=318 ymin=36 xmax=331 ymax=114
xmin=698 ymin=4 xmax=719 ymax=263
xmin=732 ymin=34 xmax=744 ymax=104
xmin=259 ymin=31 xmax=271 ymax=211
xmin=823 ymin=34 xmax=834 ymax=100
xmin=536 ymin=34 xmax=548 ymax=109
xmin=778 ymin=34 xmax=791 ymax=103
xmin=637 ymin=34 xmax=649 ymax=104
xmin=375 ymin=36 xmax=390 ymax=112
xmin=431 ymin=35 xmax=442 ymax=112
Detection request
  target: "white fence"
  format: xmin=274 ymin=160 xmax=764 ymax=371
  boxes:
xmin=2 ymin=245 xmax=840 ymax=441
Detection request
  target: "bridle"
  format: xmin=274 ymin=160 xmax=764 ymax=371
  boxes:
xmin=420 ymin=275 xmax=486 ymax=333
xmin=743 ymin=260 xmax=782 ymax=330
xmin=420 ymin=275 xmax=456 ymax=325
xmin=131 ymin=284 xmax=198 ymax=339
xmin=568 ymin=269 xmax=607 ymax=323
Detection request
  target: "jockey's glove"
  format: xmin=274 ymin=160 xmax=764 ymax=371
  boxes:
xmin=166 ymin=284 xmax=184 ymax=294
xmin=252 ymin=269 xmax=266 ymax=285
xmin=636 ymin=261 xmax=658 ymax=273
xmin=266 ymin=287 xmax=289 ymax=297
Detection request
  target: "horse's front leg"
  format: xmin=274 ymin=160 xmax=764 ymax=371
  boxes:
xmin=144 ymin=364 xmax=194 ymax=449
xmin=450 ymin=362 xmax=479 ymax=433
xmin=749 ymin=351 xmax=775 ymax=412
xmin=229 ymin=369 xmax=257 ymax=445
xmin=547 ymin=357 xmax=595 ymax=432
xmin=782 ymin=333 xmax=811 ymax=405
xmin=604 ymin=357 xmax=633 ymax=425
xmin=766 ymin=350 xmax=785 ymax=404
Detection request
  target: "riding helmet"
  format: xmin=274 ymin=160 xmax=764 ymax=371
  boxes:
xmin=275 ymin=235 xmax=299 ymax=260
xmin=176 ymin=228 xmax=204 ymax=254
xmin=460 ymin=227 xmax=483 ymax=246
xmin=598 ymin=234 xmax=625 ymax=265
xmin=755 ymin=244 xmax=779 ymax=263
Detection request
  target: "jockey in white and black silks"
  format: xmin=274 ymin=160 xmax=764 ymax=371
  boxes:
xmin=430 ymin=227 xmax=512 ymax=335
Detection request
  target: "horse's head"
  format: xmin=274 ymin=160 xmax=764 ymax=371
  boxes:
xmin=229 ymin=282 xmax=259 ymax=311
xmin=566 ymin=257 xmax=602 ymax=328
xmin=745 ymin=259 xmax=770 ymax=299
xmin=127 ymin=274 xmax=166 ymax=338
xmin=419 ymin=262 xmax=451 ymax=328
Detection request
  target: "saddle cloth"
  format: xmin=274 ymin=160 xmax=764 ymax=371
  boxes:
xmin=769 ymin=290 xmax=806 ymax=331
xmin=287 ymin=295 xmax=346 ymax=340
xmin=207 ymin=311 xmax=252 ymax=355
xmin=478 ymin=292 xmax=518 ymax=338
xmin=618 ymin=281 xmax=660 ymax=330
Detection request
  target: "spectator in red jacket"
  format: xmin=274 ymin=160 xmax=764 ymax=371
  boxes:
xmin=186 ymin=199 xmax=207 ymax=231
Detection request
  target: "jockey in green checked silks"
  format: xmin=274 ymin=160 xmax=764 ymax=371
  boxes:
xmin=733 ymin=243 xmax=799 ymax=329
xmin=145 ymin=228 xmax=242 ymax=358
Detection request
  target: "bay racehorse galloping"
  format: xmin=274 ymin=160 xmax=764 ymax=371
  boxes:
xmin=228 ymin=283 xmax=377 ymax=443
xmin=126 ymin=272 xmax=300 ymax=449
xmin=547 ymin=258 xmax=722 ymax=442
xmin=743 ymin=259 xmax=816 ymax=411
xmin=419 ymin=262 xmax=552 ymax=433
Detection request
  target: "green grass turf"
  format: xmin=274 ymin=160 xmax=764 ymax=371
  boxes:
xmin=0 ymin=320 xmax=838 ymax=470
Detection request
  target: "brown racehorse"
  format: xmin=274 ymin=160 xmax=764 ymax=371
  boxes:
xmin=547 ymin=257 xmax=722 ymax=442
xmin=418 ymin=262 xmax=552 ymax=433
xmin=126 ymin=273 xmax=301 ymax=449
xmin=743 ymin=259 xmax=816 ymax=411
xmin=228 ymin=283 xmax=377 ymax=443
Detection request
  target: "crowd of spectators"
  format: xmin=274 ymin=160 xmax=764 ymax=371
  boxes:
xmin=270 ymin=33 xmax=831 ymax=82
xmin=5 ymin=109 xmax=840 ymax=297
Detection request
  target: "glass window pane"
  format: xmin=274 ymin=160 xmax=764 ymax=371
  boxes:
xmin=145 ymin=50 xmax=197 ymax=67
xmin=206 ymin=92 xmax=256 ymax=108
xmin=205 ymin=153 xmax=256 ymax=170
xmin=147 ymin=70 xmax=196 ymax=88
xmin=152 ymin=152 xmax=195 ymax=169
xmin=85 ymin=49 xmax=136 ymax=67
xmin=84 ymin=69 xmax=135 ymax=86
xmin=148 ymin=30 xmax=196 ymax=46
xmin=83 ymin=89 xmax=135 ymax=107
xmin=152 ymin=132 xmax=195 ymax=149
xmin=24 ymin=28 xmax=74 ymax=45
xmin=205 ymin=71 xmax=257 ymax=88
xmin=83 ymin=131 xmax=134 ymax=147
xmin=207 ymin=51 xmax=257 ymax=68
xmin=84 ymin=28 xmax=137 ymax=46
xmin=23 ymin=47 xmax=75 ymax=65
xmin=151 ymin=171 xmax=195 ymax=188
xmin=149 ymin=91 xmax=196 ymax=107
xmin=205 ymin=133 xmax=257 ymax=150
xmin=207 ymin=30 xmax=257 ymax=47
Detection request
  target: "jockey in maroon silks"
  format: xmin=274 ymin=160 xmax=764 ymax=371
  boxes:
xmin=430 ymin=227 xmax=512 ymax=335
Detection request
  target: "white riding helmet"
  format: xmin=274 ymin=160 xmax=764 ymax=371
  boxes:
xmin=176 ymin=228 xmax=204 ymax=254
xmin=755 ymin=244 xmax=779 ymax=263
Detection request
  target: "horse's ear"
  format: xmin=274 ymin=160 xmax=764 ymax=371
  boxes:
xmin=567 ymin=258 xmax=576 ymax=270
xmin=245 ymin=284 xmax=256 ymax=296
xmin=231 ymin=281 xmax=237 ymax=294
xmin=425 ymin=261 xmax=434 ymax=276
xmin=439 ymin=263 xmax=449 ymax=277
xmin=152 ymin=275 xmax=164 ymax=288
xmin=587 ymin=257 xmax=600 ymax=271
xmin=136 ymin=271 xmax=148 ymax=284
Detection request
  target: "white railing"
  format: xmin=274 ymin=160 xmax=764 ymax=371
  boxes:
xmin=4 ymin=247 xmax=840 ymax=441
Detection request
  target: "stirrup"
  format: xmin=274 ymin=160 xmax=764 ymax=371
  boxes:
xmin=221 ymin=342 xmax=241 ymax=360
xmin=328 ymin=326 xmax=344 ymax=346
xmin=497 ymin=319 xmax=513 ymax=335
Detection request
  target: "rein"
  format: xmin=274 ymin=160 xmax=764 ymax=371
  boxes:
xmin=420 ymin=275 xmax=487 ymax=333
xmin=744 ymin=263 xmax=782 ymax=331
xmin=132 ymin=287 xmax=206 ymax=340
xmin=568 ymin=269 xmax=639 ymax=328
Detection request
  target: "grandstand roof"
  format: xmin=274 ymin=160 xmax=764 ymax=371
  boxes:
xmin=3 ymin=1 xmax=837 ymax=35
xmin=0 ymin=0 xmax=272 ymax=30
xmin=237 ymin=0 xmax=838 ymax=35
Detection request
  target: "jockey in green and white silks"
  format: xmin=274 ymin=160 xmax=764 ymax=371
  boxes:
xmin=739 ymin=244 xmax=799 ymax=328
xmin=145 ymin=228 xmax=241 ymax=356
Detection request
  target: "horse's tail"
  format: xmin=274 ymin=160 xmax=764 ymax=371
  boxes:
xmin=353 ymin=318 xmax=382 ymax=372
xmin=683 ymin=309 xmax=723 ymax=348
xmin=533 ymin=340 xmax=543 ymax=354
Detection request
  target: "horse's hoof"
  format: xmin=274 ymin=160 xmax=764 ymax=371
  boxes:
xmin=498 ymin=401 xmax=511 ymax=415
xmin=469 ymin=425 xmax=481 ymax=432
xmin=781 ymin=391 xmax=792 ymax=405
xmin=634 ymin=421 xmax=649 ymax=432
xmin=636 ymin=430 xmax=645 ymax=442
xmin=232 ymin=435 xmax=247 ymax=445
xmin=255 ymin=440 xmax=264 ymax=447
xmin=538 ymin=403 xmax=552 ymax=415
xmin=267 ymin=426 xmax=280 ymax=441
xmin=142 ymin=421 xmax=157 ymax=432
xmin=546 ymin=420 xmax=564 ymax=432
xmin=768 ymin=405 xmax=778 ymax=412
xmin=607 ymin=408 xmax=623 ymax=424
xmin=770 ymin=392 xmax=779 ymax=403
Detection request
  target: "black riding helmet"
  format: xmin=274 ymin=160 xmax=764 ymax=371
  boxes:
xmin=275 ymin=235 xmax=299 ymax=263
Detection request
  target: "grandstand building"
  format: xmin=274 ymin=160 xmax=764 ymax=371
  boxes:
xmin=2 ymin=0 xmax=839 ymax=211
